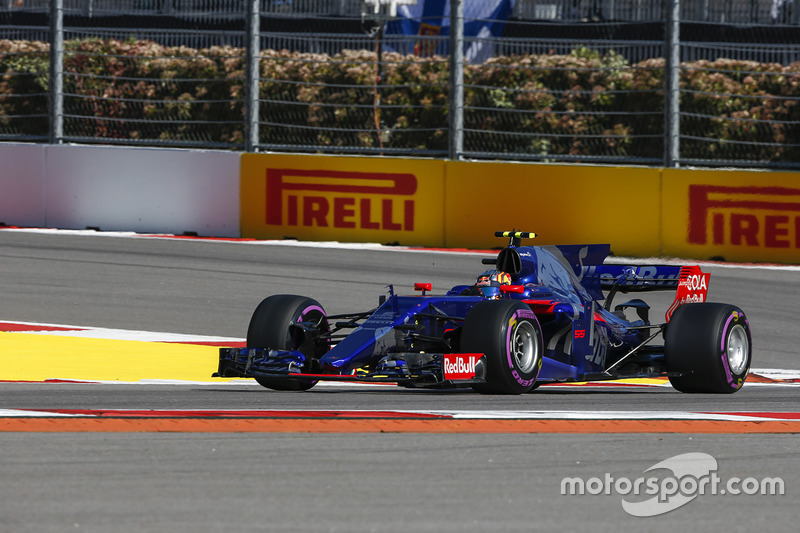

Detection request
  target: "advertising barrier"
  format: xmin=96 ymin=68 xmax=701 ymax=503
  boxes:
xmin=240 ymin=154 xmax=663 ymax=257
xmin=240 ymin=153 xmax=446 ymax=247
xmin=443 ymin=161 xmax=662 ymax=256
xmin=2 ymin=143 xmax=799 ymax=264
xmin=661 ymin=168 xmax=800 ymax=264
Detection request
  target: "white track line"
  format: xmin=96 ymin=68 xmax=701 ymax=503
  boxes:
xmin=0 ymin=319 xmax=243 ymax=343
xmin=3 ymin=408 xmax=800 ymax=422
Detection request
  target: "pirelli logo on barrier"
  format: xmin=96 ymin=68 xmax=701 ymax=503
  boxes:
xmin=688 ymin=184 xmax=800 ymax=249
xmin=266 ymin=168 xmax=417 ymax=231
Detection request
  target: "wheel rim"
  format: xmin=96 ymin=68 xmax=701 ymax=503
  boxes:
xmin=512 ymin=320 xmax=539 ymax=373
xmin=726 ymin=324 xmax=749 ymax=375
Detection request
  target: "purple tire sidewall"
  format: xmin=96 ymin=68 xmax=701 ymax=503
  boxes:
xmin=504 ymin=308 xmax=541 ymax=387
xmin=719 ymin=312 xmax=751 ymax=390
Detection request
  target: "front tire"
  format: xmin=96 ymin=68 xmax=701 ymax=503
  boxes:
xmin=247 ymin=294 xmax=329 ymax=391
xmin=461 ymin=300 xmax=543 ymax=394
xmin=665 ymin=303 xmax=752 ymax=393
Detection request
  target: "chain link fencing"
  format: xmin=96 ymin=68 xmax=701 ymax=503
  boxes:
xmin=1 ymin=0 xmax=799 ymax=167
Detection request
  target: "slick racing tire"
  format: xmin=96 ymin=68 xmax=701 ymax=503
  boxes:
xmin=247 ymin=294 xmax=329 ymax=391
xmin=462 ymin=300 xmax=543 ymax=395
xmin=665 ymin=303 xmax=752 ymax=394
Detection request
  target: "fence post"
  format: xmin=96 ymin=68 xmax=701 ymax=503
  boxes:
xmin=83 ymin=0 xmax=94 ymax=18
xmin=448 ymin=0 xmax=464 ymax=161
xmin=49 ymin=0 xmax=64 ymax=145
xmin=664 ymin=0 xmax=680 ymax=168
xmin=245 ymin=0 xmax=261 ymax=153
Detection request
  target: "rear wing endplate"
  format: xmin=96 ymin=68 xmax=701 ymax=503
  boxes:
xmin=665 ymin=266 xmax=711 ymax=321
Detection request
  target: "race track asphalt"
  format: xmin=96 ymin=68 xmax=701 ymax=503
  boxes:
xmin=1 ymin=230 xmax=798 ymax=532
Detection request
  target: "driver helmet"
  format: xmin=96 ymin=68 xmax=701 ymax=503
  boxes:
xmin=475 ymin=270 xmax=512 ymax=299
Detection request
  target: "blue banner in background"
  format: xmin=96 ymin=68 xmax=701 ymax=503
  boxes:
xmin=385 ymin=0 xmax=515 ymax=63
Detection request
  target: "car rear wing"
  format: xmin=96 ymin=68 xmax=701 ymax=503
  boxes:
xmin=584 ymin=264 xmax=684 ymax=292
xmin=582 ymin=264 xmax=710 ymax=321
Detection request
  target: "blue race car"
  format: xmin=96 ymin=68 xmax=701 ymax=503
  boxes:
xmin=215 ymin=231 xmax=752 ymax=394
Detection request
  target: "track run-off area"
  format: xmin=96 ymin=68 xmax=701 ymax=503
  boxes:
xmin=1 ymin=227 xmax=799 ymax=435
xmin=2 ymin=228 xmax=799 ymax=532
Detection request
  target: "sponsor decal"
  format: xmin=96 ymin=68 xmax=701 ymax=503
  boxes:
xmin=666 ymin=266 xmax=710 ymax=320
xmin=688 ymin=184 xmax=800 ymax=249
xmin=582 ymin=265 xmax=680 ymax=287
xmin=266 ymin=168 xmax=417 ymax=232
xmin=444 ymin=354 xmax=479 ymax=380
xmin=511 ymin=370 xmax=536 ymax=387
xmin=363 ymin=311 xmax=397 ymax=326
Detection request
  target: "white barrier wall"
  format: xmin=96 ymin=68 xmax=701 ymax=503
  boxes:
xmin=0 ymin=143 xmax=47 ymax=227
xmin=1 ymin=144 xmax=241 ymax=237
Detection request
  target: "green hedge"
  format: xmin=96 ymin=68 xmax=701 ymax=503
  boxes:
xmin=1 ymin=38 xmax=798 ymax=162
xmin=0 ymin=39 xmax=50 ymax=137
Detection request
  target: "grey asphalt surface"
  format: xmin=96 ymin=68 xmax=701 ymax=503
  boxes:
xmin=1 ymin=230 xmax=798 ymax=532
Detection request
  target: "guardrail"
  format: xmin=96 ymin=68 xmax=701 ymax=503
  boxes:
xmin=3 ymin=1 xmax=798 ymax=24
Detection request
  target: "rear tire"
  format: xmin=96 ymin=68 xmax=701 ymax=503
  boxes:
xmin=461 ymin=300 xmax=543 ymax=394
xmin=247 ymin=294 xmax=329 ymax=391
xmin=665 ymin=303 xmax=751 ymax=393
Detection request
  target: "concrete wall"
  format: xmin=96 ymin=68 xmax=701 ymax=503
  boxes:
xmin=0 ymin=143 xmax=46 ymax=228
xmin=1 ymin=144 xmax=240 ymax=237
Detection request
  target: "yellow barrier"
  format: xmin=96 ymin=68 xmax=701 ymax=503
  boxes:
xmin=241 ymin=153 xmax=445 ymax=246
xmin=662 ymin=168 xmax=800 ymax=263
xmin=443 ymin=161 xmax=662 ymax=256
xmin=240 ymin=154 xmax=800 ymax=264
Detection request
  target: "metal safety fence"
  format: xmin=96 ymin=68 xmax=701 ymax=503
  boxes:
xmin=3 ymin=1 xmax=798 ymax=24
xmin=1 ymin=0 xmax=799 ymax=168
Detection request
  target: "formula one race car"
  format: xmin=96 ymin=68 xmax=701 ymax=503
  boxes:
xmin=214 ymin=231 xmax=752 ymax=394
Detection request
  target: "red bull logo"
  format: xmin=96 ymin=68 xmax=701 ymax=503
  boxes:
xmin=443 ymin=354 xmax=479 ymax=380
xmin=688 ymin=184 xmax=800 ymax=249
xmin=265 ymin=169 xmax=417 ymax=231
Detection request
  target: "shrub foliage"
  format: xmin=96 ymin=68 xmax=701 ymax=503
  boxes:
xmin=1 ymin=38 xmax=798 ymax=163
